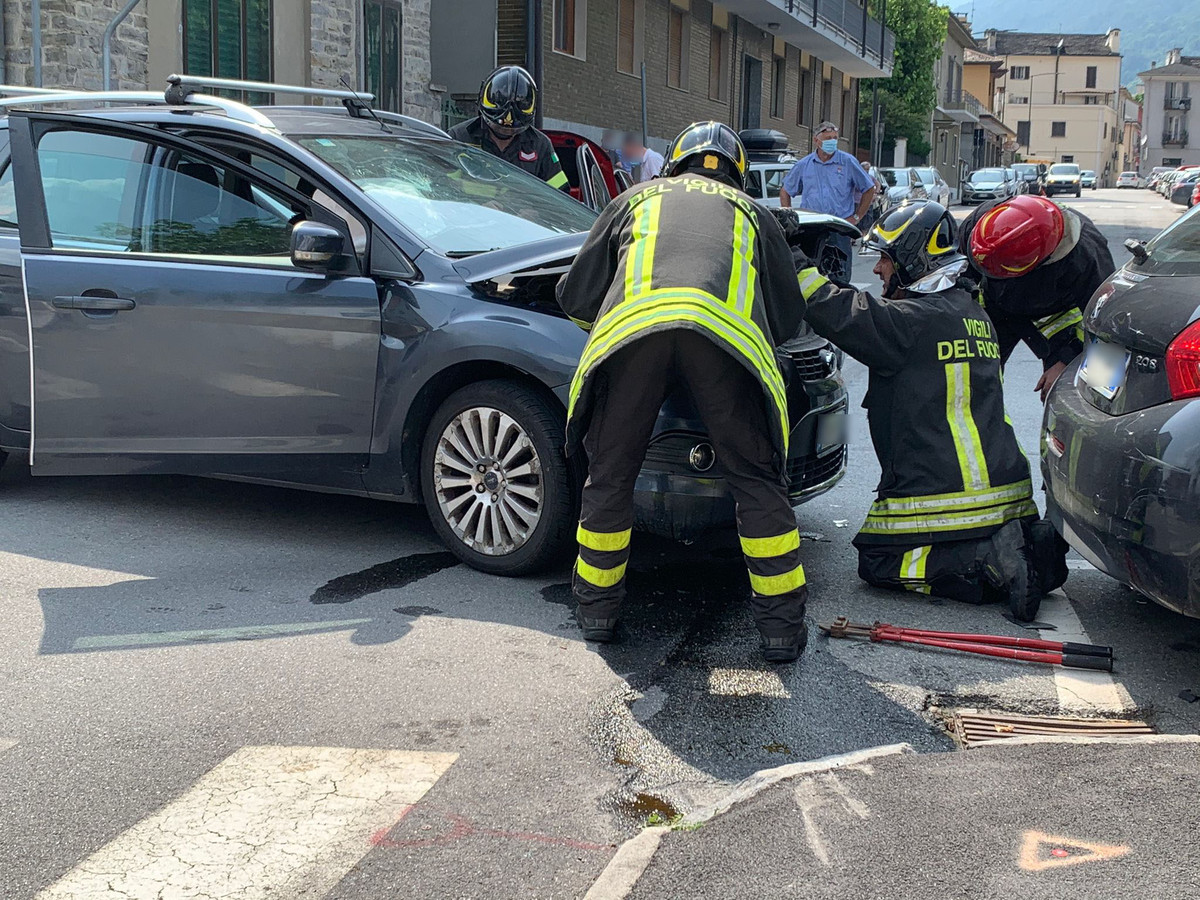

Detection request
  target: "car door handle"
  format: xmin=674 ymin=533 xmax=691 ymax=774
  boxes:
xmin=52 ymin=296 xmax=136 ymax=311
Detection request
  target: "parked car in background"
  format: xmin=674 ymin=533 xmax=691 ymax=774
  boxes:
xmin=1117 ymin=171 xmax=1145 ymax=189
xmin=545 ymin=130 xmax=619 ymax=211
xmin=1044 ymin=163 xmax=1083 ymax=197
xmin=1147 ymin=166 xmax=1174 ymax=190
xmin=739 ymin=128 xmax=797 ymax=209
xmin=960 ymin=167 xmax=1017 ymax=204
xmin=0 ymin=80 xmax=852 ymax=577
xmin=877 ymin=166 xmax=929 ymax=207
xmin=914 ymin=166 xmax=952 ymax=206
xmin=1043 ymin=204 xmax=1200 ymax=616
xmin=1170 ymin=171 xmax=1200 ymax=206
xmin=1192 ymin=178 xmax=1200 ymax=209
xmin=858 ymin=164 xmax=889 ymax=232
xmin=1081 ymin=170 xmax=1098 ymax=190
xmin=1012 ymin=162 xmax=1046 ymax=195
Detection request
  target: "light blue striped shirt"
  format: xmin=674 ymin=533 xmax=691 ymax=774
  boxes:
xmin=782 ymin=149 xmax=874 ymax=218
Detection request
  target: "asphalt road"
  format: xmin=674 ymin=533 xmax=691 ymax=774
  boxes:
xmin=0 ymin=187 xmax=1191 ymax=899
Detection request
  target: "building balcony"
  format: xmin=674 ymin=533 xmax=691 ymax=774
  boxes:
xmin=938 ymin=88 xmax=983 ymax=122
xmin=1163 ymin=131 xmax=1189 ymax=147
xmin=1165 ymin=97 xmax=1192 ymax=111
xmin=721 ymin=0 xmax=895 ymax=78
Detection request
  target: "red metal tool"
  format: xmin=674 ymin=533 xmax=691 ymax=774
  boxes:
xmin=819 ymin=617 xmax=1114 ymax=672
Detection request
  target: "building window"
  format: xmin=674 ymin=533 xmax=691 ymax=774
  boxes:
xmin=183 ymin=0 xmax=272 ymax=102
xmin=1103 ymin=122 xmax=1108 ymax=138
xmin=1010 ymin=65 xmax=1029 ymax=80
xmin=667 ymin=5 xmax=689 ymax=89
xmin=1084 ymin=95 xmax=1099 ymax=105
xmin=617 ymin=0 xmax=643 ymax=75
xmin=797 ymin=67 xmax=810 ymax=125
xmin=554 ymin=0 xmax=586 ymax=58
xmin=770 ymin=56 xmax=785 ymax=118
xmin=1051 ymin=121 xmax=1066 ymax=138
xmin=708 ymin=24 xmax=728 ymax=101
xmin=1016 ymin=120 xmax=1030 ymax=145
xmin=1086 ymin=65 xmax=1097 ymax=89
xmin=363 ymin=0 xmax=402 ymax=112
xmin=1010 ymin=95 xmax=1029 ymax=104
xmin=841 ymin=87 xmax=853 ymax=135
xmin=1061 ymin=155 xmax=1073 ymax=162
xmin=819 ymin=79 xmax=832 ymax=122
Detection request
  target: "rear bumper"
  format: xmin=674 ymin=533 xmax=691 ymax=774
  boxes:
xmin=1042 ymin=361 xmax=1200 ymax=616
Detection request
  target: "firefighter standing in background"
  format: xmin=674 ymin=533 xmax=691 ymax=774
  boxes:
xmin=448 ymin=66 xmax=569 ymax=191
xmin=958 ymin=195 xmax=1115 ymax=400
xmin=555 ymin=122 xmax=811 ymax=663
xmin=795 ymin=200 xmax=1056 ymax=621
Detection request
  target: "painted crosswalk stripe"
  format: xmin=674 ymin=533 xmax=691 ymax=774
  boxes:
xmin=35 ymin=746 xmax=456 ymax=899
xmin=72 ymin=619 xmax=373 ymax=651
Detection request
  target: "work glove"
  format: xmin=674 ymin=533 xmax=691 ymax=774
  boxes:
xmin=790 ymin=245 xmax=816 ymax=273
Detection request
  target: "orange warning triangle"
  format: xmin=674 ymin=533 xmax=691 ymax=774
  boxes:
xmin=1018 ymin=830 xmax=1131 ymax=872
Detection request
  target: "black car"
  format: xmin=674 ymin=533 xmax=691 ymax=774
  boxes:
xmin=0 ymin=78 xmax=850 ymax=576
xmin=1043 ymin=204 xmax=1200 ymax=616
xmin=1012 ymin=162 xmax=1046 ymax=196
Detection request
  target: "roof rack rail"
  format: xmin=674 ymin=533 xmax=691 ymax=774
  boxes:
xmin=0 ymin=85 xmax=74 ymax=96
xmin=0 ymin=88 xmax=277 ymax=129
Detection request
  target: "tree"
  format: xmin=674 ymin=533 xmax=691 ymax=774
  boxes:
xmin=858 ymin=0 xmax=948 ymax=160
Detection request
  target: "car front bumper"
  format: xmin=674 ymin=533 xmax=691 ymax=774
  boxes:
xmin=1045 ymin=181 xmax=1079 ymax=193
xmin=1042 ymin=361 xmax=1200 ymax=616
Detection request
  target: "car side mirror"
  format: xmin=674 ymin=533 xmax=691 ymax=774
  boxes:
xmin=291 ymin=221 xmax=348 ymax=271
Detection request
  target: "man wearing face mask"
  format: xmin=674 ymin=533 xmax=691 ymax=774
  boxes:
xmin=779 ymin=122 xmax=876 ymax=281
xmin=791 ymin=200 xmax=1058 ymax=622
xmin=449 ymin=66 xmax=569 ymax=191
xmin=619 ymin=133 xmax=665 ymax=183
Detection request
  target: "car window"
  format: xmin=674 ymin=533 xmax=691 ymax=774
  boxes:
xmin=744 ymin=170 xmax=764 ymax=198
xmin=298 ymin=135 xmax=596 ymax=255
xmin=35 ymin=129 xmax=305 ymax=264
xmin=1131 ymin=205 xmax=1200 ymax=276
xmin=880 ymin=169 xmax=908 ymax=186
xmin=764 ymin=168 xmax=787 ymax=199
xmin=969 ymin=169 xmax=1004 ymax=182
xmin=916 ymin=169 xmax=934 ymax=185
xmin=0 ymin=162 xmax=15 ymax=228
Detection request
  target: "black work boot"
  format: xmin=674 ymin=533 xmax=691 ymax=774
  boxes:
xmin=1028 ymin=519 xmax=1069 ymax=596
xmin=982 ymin=520 xmax=1042 ymax=622
xmin=760 ymin=627 xmax=809 ymax=664
xmin=575 ymin=607 xmax=618 ymax=643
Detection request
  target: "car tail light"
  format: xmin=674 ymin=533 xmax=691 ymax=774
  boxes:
xmin=1166 ymin=319 xmax=1200 ymax=400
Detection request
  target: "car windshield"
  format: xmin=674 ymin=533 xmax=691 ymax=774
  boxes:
xmin=1121 ymin=172 xmax=1137 ymax=177
xmin=969 ymin=169 xmax=1004 ymax=182
xmin=915 ymin=169 xmax=935 ymax=184
xmin=296 ymin=135 xmax=596 ymax=255
xmin=1050 ymin=164 xmax=1080 ymax=175
xmin=1082 ymin=171 xmax=1096 ymax=177
xmin=1013 ymin=165 xmax=1036 ymax=175
xmin=1132 ymin=205 xmax=1200 ymax=276
xmin=880 ymin=169 xmax=910 ymax=186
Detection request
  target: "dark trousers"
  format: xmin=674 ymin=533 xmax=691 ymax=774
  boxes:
xmin=857 ymin=539 xmax=997 ymax=605
xmin=573 ymin=329 xmax=807 ymax=638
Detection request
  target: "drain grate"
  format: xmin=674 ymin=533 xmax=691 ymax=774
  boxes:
xmin=948 ymin=710 xmax=1155 ymax=749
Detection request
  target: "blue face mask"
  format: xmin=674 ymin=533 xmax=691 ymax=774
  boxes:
xmin=820 ymin=138 xmax=838 ymax=154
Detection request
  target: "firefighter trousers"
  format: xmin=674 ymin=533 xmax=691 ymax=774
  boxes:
xmin=573 ymin=329 xmax=808 ymax=639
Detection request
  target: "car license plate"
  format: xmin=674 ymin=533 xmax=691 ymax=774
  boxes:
xmin=816 ymin=411 xmax=848 ymax=454
xmin=1077 ymin=338 xmax=1130 ymax=400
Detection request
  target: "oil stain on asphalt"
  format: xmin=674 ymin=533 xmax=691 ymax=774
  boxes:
xmin=310 ymin=551 xmax=460 ymax=604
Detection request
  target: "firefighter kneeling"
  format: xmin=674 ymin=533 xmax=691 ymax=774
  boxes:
xmin=793 ymin=200 xmax=1062 ymax=620
xmin=555 ymin=122 xmax=810 ymax=663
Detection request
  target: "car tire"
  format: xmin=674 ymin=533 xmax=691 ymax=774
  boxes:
xmin=420 ymin=379 xmax=580 ymax=576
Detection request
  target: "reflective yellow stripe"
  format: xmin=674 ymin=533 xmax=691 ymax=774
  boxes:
xmin=568 ymin=315 xmax=593 ymax=331
xmin=577 ymin=525 xmax=632 ymax=552
xmin=575 ymin=557 xmax=628 ymax=588
xmin=797 ymin=268 xmax=829 ymax=300
xmin=547 ymin=170 xmax=569 ymax=189
xmin=945 ymin=362 xmax=990 ymax=492
xmin=871 ymin=479 xmax=1033 ymax=515
xmin=740 ymin=529 xmax=801 ymax=559
xmin=901 ymin=545 xmax=932 ymax=594
xmin=749 ymin=565 xmax=806 ymax=596
xmin=624 ymin=195 xmax=662 ymax=300
xmin=1035 ymin=309 xmax=1083 ymax=340
xmin=860 ymin=499 xmax=1038 ymax=535
xmin=727 ymin=208 xmax=756 ymax=316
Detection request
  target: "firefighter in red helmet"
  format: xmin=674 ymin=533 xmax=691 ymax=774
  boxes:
xmin=959 ymin=195 xmax=1115 ymax=401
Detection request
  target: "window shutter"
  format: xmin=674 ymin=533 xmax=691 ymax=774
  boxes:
xmin=618 ymin=0 xmax=635 ymax=73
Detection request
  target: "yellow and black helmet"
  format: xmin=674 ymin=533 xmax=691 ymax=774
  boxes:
xmin=664 ymin=121 xmax=748 ymax=190
xmin=865 ymin=199 xmax=967 ymax=293
xmin=478 ymin=66 xmax=537 ymax=138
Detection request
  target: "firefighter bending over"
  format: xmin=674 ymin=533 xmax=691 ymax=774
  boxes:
xmin=794 ymin=200 xmax=1060 ymax=621
xmin=555 ymin=122 xmax=810 ymax=663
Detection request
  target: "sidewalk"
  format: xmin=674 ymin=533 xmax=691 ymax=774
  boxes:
xmin=588 ymin=736 xmax=1200 ymax=900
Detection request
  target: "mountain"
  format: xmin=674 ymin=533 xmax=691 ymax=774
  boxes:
xmin=954 ymin=0 xmax=1191 ymax=86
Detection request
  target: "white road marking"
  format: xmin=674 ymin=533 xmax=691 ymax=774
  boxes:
xmin=73 ymin=619 xmax=373 ymax=650
xmin=707 ymin=667 xmax=791 ymax=699
xmin=35 ymin=746 xmax=456 ymax=900
xmin=1036 ymin=592 xmax=1132 ymax=714
xmin=791 ymin=772 xmax=872 ymax=866
xmin=0 ymin=739 xmax=16 ymax=755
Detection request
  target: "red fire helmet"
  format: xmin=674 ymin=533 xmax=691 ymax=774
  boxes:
xmin=969 ymin=195 xmax=1065 ymax=279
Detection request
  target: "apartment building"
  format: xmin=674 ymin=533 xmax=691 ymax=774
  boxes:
xmin=930 ymin=13 xmax=974 ymax=195
xmin=430 ymin=0 xmax=895 ymax=155
xmin=962 ymin=47 xmax=1017 ymax=171
xmin=1139 ymin=48 xmax=1199 ymax=169
xmin=986 ymin=29 xmax=1122 ymax=185
xmin=1119 ymin=85 xmax=1142 ymax=173
xmin=0 ymin=0 xmax=441 ymax=122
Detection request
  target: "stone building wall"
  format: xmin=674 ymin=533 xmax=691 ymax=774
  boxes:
xmin=3 ymin=0 xmax=149 ymax=90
